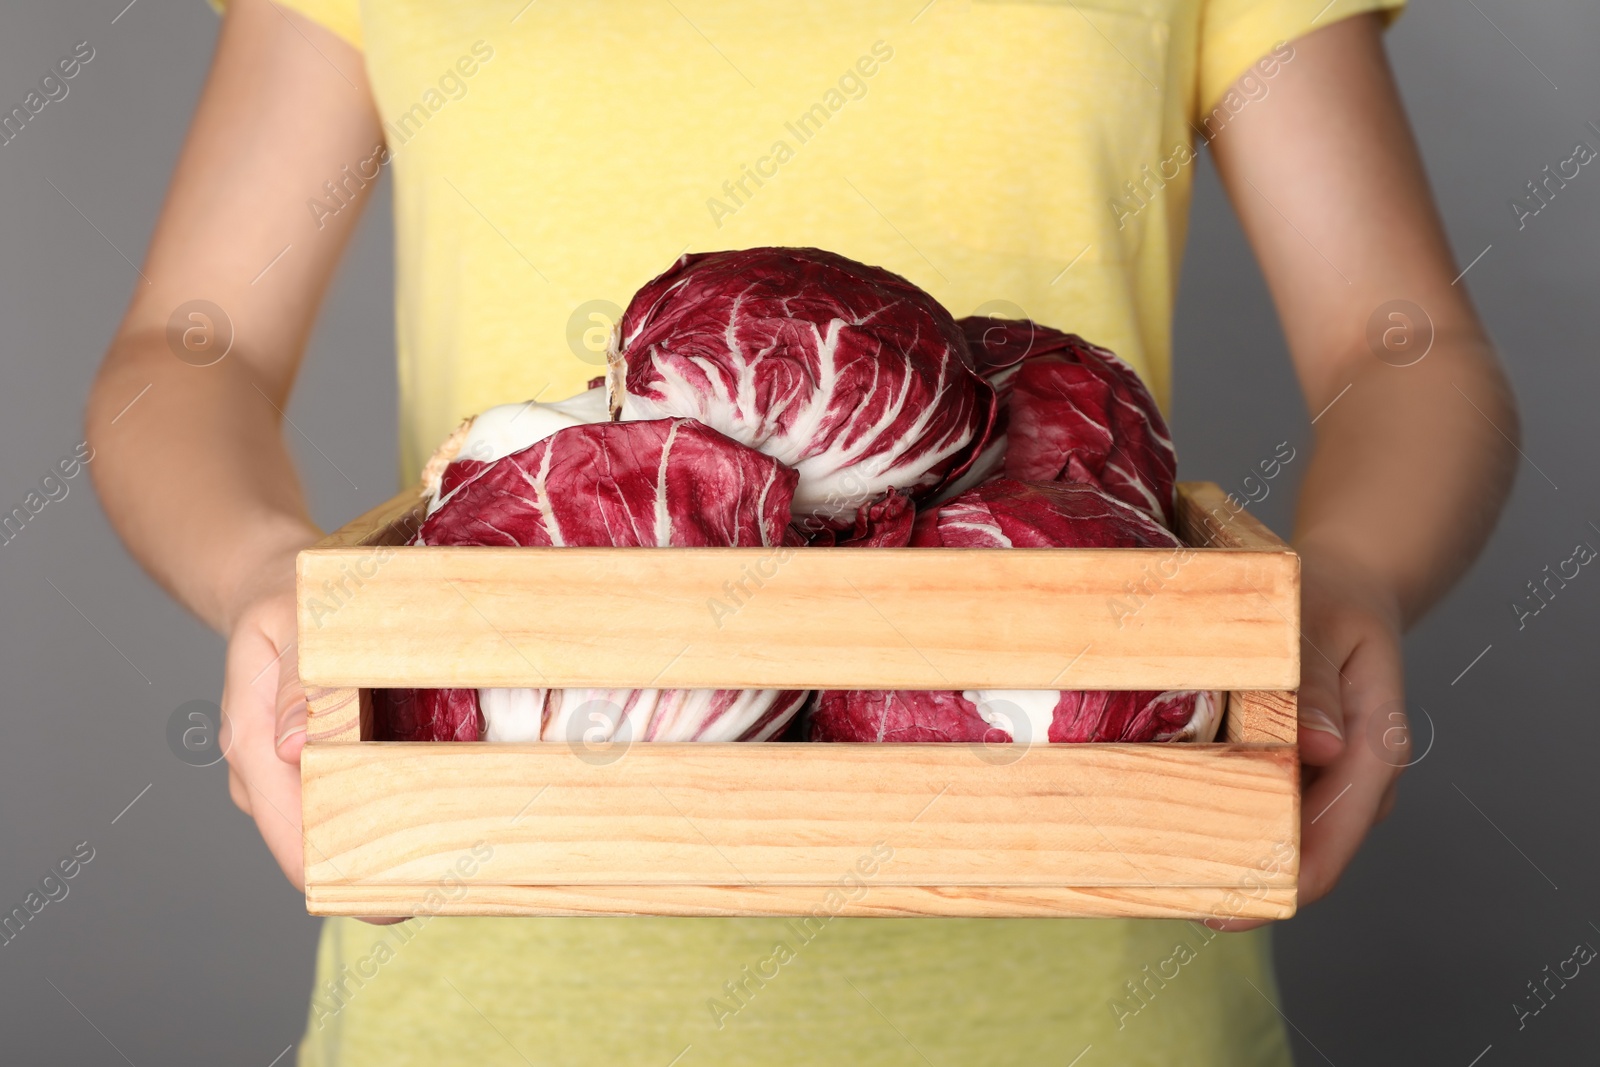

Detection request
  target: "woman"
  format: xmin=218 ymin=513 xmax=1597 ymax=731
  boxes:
xmin=87 ymin=0 xmax=1517 ymax=1062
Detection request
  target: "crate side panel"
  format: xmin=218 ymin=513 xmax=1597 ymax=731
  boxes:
xmin=301 ymin=743 xmax=1297 ymax=889
xmin=298 ymin=547 xmax=1299 ymax=690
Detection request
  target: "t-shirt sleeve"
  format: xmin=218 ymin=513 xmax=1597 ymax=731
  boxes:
xmin=1196 ymin=0 xmax=1405 ymax=121
xmin=207 ymin=0 xmax=363 ymax=51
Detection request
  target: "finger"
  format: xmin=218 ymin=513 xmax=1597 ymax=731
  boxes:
xmin=1296 ymin=628 xmax=1347 ymax=768
xmin=221 ymin=613 xmax=308 ymax=889
xmin=241 ymin=753 xmax=307 ymax=890
xmin=224 ymin=682 xmax=307 ymax=888
xmin=231 ymin=671 xmax=307 ymax=887
xmin=1297 ymin=631 xmax=1403 ymax=908
xmin=221 ymin=629 xmax=277 ymax=815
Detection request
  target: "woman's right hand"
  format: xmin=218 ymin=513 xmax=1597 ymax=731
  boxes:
xmin=219 ymin=550 xmax=312 ymax=891
xmin=220 ymin=545 xmax=406 ymax=926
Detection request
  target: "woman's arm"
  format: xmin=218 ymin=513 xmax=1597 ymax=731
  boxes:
xmin=88 ymin=0 xmax=378 ymax=631
xmin=1207 ymin=13 xmax=1519 ymax=926
xmin=86 ymin=0 xmax=382 ymax=887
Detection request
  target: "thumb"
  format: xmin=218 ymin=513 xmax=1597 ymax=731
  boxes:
xmin=274 ymin=646 xmax=308 ymax=763
xmin=1297 ymin=635 xmax=1347 ymax=768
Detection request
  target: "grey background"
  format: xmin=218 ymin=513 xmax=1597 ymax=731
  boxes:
xmin=1 ymin=1 xmax=1594 ymax=1064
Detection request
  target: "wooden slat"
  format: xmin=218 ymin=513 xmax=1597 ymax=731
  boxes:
xmin=313 ymin=483 xmax=426 ymax=549
xmin=302 ymin=742 xmax=1297 ymax=890
xmin=300 ymin=479 xmax=1299 ymax=691
xmin=297 ymin=544 xmax=1298 ymax=690
xmin=1226 ymin=690 xmax=1298 ymax=745
xmin=1174 ymin=482 xmax=1291 ymax=551
xmin=306 ymin=882 xmax=1296 ymax=921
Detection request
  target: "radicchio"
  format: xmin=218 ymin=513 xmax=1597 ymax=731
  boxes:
xmin=909 ymin=478 xmax=1178 ymax=549
xmin=809 ymin=479 xmax=1221 ymax=745
xmin=610 ymin=247 xmax=995 ymax=529
xmin=478 ymin=687 xmax=807 ymax=744
xmin=808 ymin=489 xmax=917 ymax=548
xmin=421 ymin=385 xmax=608 ymax=510
xmin=417 ymin=418 xmax=796 ymax=550
xmin=381 ymin=251 xmax=1214 ymax=749
xmin=946 ymin=317 xmax=1177 ymax=527
xmin=372 ymin=687 xmax=480 ymax=743
xmin=377 ymin=418 xmax=809 ymax=743
xmin=808 ymin=688 xmax=1220 ymax=744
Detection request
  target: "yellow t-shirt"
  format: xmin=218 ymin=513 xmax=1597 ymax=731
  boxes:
xmin=217 ymin=0 xmax=1402 ymax=1063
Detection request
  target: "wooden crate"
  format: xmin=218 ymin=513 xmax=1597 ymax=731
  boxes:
xmin=297 ymin=481 xmax=1300 ymax=920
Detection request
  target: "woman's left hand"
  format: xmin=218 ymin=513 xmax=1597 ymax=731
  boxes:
xmin=1210 ymin=546 xmax=1409 ymax=932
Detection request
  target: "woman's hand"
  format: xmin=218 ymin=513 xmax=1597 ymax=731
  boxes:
xmin=1203 ymin=12 xmax=1521 ymax=929
xmin=219 ymin=547 xmax=312 ymax=890
xmin=220 ymin=546 xmax=406 ymax=925
xmin=1212 ymin=547 xmax=1408 ymax=932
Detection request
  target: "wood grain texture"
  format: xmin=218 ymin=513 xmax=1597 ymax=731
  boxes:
xmin=306 ymin=882 xmax=1296 ymax=921
xmin=1226 ymin=690 xmax=1299 ymax=745
xmin=313 ymin=483 xmax=426 ymax=549
xmin=1174 ymin=482 xmax=1291 ymax=551
xmin=298 ymin=481 xmax=1302 ymax=919
xmin=297 ymin=544 xmax=1298 ymax=690
xmin=304 ymin=686 xmax=363 ymax=745
xmin=301 ymin=742 xmax=1298 ymax=889
xmin=300 ymin=479 xmax=1298 ymax=690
